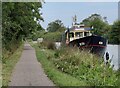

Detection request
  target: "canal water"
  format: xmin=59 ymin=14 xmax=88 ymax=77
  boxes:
xmin=105 ymin=44 xmax=120 ymax=70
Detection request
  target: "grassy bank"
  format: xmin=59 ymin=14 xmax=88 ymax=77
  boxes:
xmin=33 ymin=42 xmax=118 ymax=86
xmin=33 ymin=44 xmax=87 ymax=86
xmin=2 ymin=44 xmax=24 ymax=86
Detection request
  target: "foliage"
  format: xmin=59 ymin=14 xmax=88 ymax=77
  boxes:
xmin=2 ymin=2 xmax=43 ymax=52
xmin=33 ymin=43 xmax=119 ymax=86
xmin=81 ymin=14 xmax=110 ymax=37
xmin=47 ymin=19 xmax=66 ymax=32
xmin=39 ymin=41 xmax=56 ymax=50
xmin=81 ymin=14 xmax=120 ymax=44
xmin=2 ymin=44 xmax=23 ymax=86
xmin=33 ymin=44 xmax=88 ymax=86
xmin=52 ymin=47 xmax=118 ymax=86
xmin=42 ymin=32 xmax=62 ymax=42
xmin=29 ymin=30 xmax=62 ymax=42
xmin=109 ymin=20 xmax=120 ymax=44
xmin=29 ymin=30 xmax=45 ymax=41
xmin=46 ymin=42 xmax=55 ymax=50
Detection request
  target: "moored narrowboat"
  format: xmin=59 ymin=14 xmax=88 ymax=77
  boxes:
xmin=62 ymin=16 xmax=107 ymax=56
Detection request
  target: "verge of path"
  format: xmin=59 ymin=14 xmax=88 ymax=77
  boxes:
xmin=9 ymin=43 xmax=54 ymax=86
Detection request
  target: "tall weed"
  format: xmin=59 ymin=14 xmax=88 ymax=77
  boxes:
xmin=53 ymin=47 xmax=118 ymax=86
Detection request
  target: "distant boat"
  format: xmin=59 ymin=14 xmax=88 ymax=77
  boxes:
xmin=62 ymin=16 xmax=107 ymax=56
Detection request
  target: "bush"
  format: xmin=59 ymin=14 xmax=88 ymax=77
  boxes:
xmin=42 ymin=32 xmax=62 ymax=42
xmin=47 ymin=41 xmax=56 ymax=50
xmin=2 ymin=40 xmax=22 ymax=63
xmin=38 ymin=40 xmax=56 ymax=50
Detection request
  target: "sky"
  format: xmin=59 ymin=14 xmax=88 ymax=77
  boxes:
xmin=45 ymin=0 xmax=119 ymax=2
xmin=40 ymin=2 xmax=118 ymax=29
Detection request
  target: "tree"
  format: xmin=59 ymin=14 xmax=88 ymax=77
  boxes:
xmin=109 ymin=20 xmax=120 ymax=44
xmin=2 ymin=2 xmax=43 ymax=51
xmin=47 ymin=19 xmax=66 ymax=32
xmin=81 ymin=14 xmax=110 ymax=37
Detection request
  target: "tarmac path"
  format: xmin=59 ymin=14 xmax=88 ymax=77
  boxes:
xmin=9 ymin=43 xmax=54 ymax=86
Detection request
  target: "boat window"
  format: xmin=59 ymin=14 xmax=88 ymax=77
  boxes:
xmin=75 ymin=32 xmax=80 ymax=37
xmin=84 ymin=32 xmax=89 ymax=36
xmin=69 ymin=32 xmax=74 ymax=38
xmin=75 ymin=32 xmax=83 ymax=37
xmin=80 ymin=32 xmax=83 ymax=37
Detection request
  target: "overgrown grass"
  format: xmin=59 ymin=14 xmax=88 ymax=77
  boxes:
xmin=33 ymin=44 xmax=88 ymax=86
xmin=2 ymin=44 xmax=24 ymax=86
xmin=53 ymin=47 xmax=118 ymax=86
xmin=33 ymin=42 xmax=118 ymax=87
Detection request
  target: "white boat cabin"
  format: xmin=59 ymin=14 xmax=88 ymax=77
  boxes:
xmin=67 ymin=24 xmax=92 ymax=42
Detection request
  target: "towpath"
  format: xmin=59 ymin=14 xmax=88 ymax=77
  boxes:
xmin=9 ymin=43 xmax=54 ymax=86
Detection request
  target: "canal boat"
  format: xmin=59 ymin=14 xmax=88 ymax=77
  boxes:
xmin=62 ymin=16 xmax=107 ymax=56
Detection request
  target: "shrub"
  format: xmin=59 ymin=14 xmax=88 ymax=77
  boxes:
xmin=38 ymin=40 xmax=56 ymax=50
xmin=47 ymin=41 xmax=56 ymax=50
xmin=42 ymin=32 xmax=62 ymax=42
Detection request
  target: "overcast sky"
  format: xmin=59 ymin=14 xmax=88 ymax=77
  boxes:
xmin=40 ymin=2 xmax=118 ymax=29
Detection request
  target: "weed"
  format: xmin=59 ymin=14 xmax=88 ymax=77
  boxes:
xmin=52 ymin=46 xmax=118 ymax=86
xmin=33 ymin=43 xmax=119 ymax=86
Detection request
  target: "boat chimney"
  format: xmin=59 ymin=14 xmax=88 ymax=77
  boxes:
xmin=72 ymin=15 xmax=77 ymax=26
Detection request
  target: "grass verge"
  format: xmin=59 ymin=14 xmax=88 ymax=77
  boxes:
xmin=33 ymin=42 xmax=119 ymax=87
xmin=2 ymin=44 xmax=24 ymax=86
xmin=33 ymin=44 xmax=88 ymax=86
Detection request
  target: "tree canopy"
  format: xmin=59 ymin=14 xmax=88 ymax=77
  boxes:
xmin=109 ymin=20 xmax=120 ymax=44
xmin=81 ymin=13 xmax=120 ymax=44
xmin=2 ymin=2 xmax=43 ymax=50
xmin=81 ymin=14 xmax=110 ymax=37
xmin=47 ymin=19 xmax=66 ymax=32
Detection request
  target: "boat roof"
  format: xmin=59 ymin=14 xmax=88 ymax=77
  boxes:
xmin=70 ymin=26 xmax=92 ymax=31
xmin=65 ymin=24 xmax=92 ymax=33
